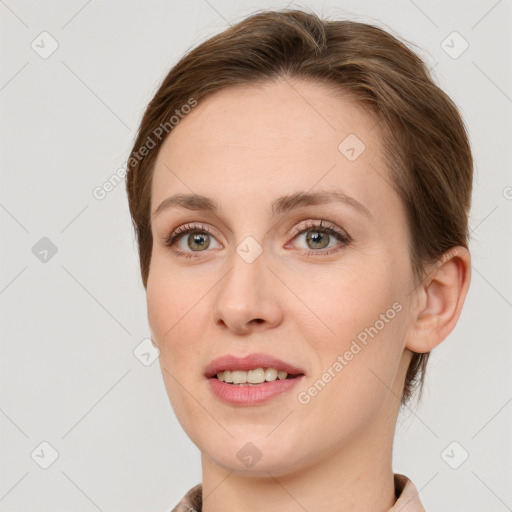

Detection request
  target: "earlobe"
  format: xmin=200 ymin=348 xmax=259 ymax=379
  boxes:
xmin=406 ymin=246 xmax=471 ymax=354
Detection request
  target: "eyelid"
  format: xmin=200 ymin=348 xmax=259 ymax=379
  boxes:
xmin=163 ymin=218 xmax=351 ymax=255
xmin=288 ymin=218 xmax=351 ymax=243
xmin=162 ymin=222 xmax=222 ymax=247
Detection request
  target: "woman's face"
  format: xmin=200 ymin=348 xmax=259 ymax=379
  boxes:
xmin=147 ymin=78 xmax=417 ymax=476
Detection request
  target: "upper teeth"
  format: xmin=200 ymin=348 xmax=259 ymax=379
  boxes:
xmin=216 ymin=368 xmax=289 ymax=384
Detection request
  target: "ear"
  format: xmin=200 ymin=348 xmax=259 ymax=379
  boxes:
xmin=406 ymin=246 xmax=471 ymax=353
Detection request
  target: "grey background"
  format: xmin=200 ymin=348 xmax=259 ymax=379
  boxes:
xmin=1 ymin=1 xmax=511 ymax=511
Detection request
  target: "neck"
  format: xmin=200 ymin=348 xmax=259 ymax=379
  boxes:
xmin=200 ymin=407 xmax=398 ymax=512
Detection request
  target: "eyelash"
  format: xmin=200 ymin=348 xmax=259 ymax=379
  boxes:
xmin=162 ymin=220 xmax=351 ymax=259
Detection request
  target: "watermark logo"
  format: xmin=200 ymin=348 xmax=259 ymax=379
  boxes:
xmin=338 ymin=134 xmax=366 ymax=162
xmin=31 ymin=441 xmax=59 ymax=469
xmin=441 ymin=31 xmax=469 ymax=59
xmin=133 ymin=338 xmax=160 ymax=366
xmin=31 ymin=31 xmax=59 ymax=59
xmin=236 ymin=442 xmax=262 ymax=468
xmin=32 ymin=237 xmax=58 ymax=263
xmin=441 ymin=441 xmax=469 ymax=469
xmin=236 ymin=236 xmax=263 ymax=264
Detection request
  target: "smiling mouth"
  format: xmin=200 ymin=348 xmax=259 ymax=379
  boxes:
xmin=207 ymin=364 xmax=305 ymax=405
xmin=219 ymin=378 xmax=302 ymax=386
xmin=213 ymin=368 xmax=304 ymax=385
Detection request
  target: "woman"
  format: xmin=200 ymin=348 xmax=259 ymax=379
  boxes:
xmin=125 ymin=8 xmax=472 ymax=511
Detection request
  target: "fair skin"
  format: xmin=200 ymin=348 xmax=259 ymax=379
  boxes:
xmin=146 ymin=78 xmax=471 ymax=512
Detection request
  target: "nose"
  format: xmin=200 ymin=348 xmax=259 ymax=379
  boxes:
xmin=212 ymin=245 xmax=283 ymax=335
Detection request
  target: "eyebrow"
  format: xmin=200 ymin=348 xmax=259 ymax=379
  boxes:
xmin=152 ymin=190 xmax=372 ymax=219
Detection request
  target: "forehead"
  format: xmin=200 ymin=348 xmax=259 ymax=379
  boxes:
xmin=151 ymin=78 xmax=391 ymax=217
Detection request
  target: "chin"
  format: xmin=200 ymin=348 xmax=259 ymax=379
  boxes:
xmin=200 ymin=434 xmax=310 ymax=477
xmin=209 ymin=451 xmax=304 ymax=478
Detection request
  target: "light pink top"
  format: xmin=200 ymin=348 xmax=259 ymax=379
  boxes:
xmin=171 ymin=473 xmax=427 ymax=511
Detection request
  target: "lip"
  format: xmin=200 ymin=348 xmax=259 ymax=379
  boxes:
xmin=208 ymin=375 xmax=305 ymax=405
xmin=204 ymin=353 xmax=306 ymax=379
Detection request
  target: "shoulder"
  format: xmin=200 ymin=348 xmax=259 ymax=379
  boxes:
xmin=390 ymin=473 xmax=427 ymax=512
xmin=170 ymin=476 xmax=426 ymax=512
xmin=170 ymin=483 xmax=202 ymax=512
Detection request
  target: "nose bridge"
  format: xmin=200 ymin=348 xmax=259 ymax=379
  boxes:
xmin=212 ymin=238 xmax=282 ymax=332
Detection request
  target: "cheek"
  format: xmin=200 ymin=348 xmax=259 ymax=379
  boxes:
xmin=292 ymin=259 xmax=396 ymax=340
xmin=147 ymin=251 xmax=196 ymax=334
xmin=297 ymin=314 xmax=406 ymax=444
xmin=294 ymin=260 xmax=406 ymax=401
xmin=146 ymin=267 xmax=208 ymax=426
xmin=146 ymin=260 xmax=210 ymax=372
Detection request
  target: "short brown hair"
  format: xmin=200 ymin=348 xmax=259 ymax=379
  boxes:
xmin=125 ymin=8 xmax=473 ymax=405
